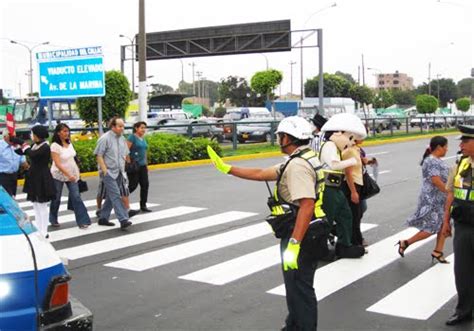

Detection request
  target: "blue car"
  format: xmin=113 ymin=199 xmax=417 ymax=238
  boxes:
xmin=0 ymin=187 xmax=93 ymax=330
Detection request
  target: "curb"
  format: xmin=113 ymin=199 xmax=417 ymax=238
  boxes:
xmin=16 ymin=130 xmax=458 ymax=185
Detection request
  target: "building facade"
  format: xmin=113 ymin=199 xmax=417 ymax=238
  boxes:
xmin=376 ymin=70 xmax=414 ymax=90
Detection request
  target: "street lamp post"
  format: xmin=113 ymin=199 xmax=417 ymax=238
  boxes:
xmin=259 ymin=53 xmax=269 ymax=70
xmin=289 ymin=61 xmax=296 ymax=96
xmin=10 ymin=40 xmax=49 ymax=95
xmin=300 ymin=2 xmax=337 ymax=99
xmin=189 ymin=62 xmax=196 ymax=95
xmin=119 ymin=34 xmax=136 ymax=96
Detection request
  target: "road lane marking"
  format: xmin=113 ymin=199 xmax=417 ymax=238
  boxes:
xmin=367 ymin=254 xmax=455 ymax=320
xmin=179 ymin=223 xmax=378 ymax=286
xmin=58 ymin=211 xmax=257 ymax=260
xmin=25 ymin=199 xmax=97 ymax=217
xmin=366 ymin=152 xmax=389 ymax=157
xmin=18 ymin=196 xmax=67 ymax=208
xmin=105 ymin=222 xmax=272 ymax=272
xmin=50 ymin=202 xmax=158 ymax=225
xmin=377 ymin=170 xmax=391 ymax=175
xmin=267 ymin=227 xmax=436 ymax=298
xmin=48 ymin=206 xmax=205 ymax=242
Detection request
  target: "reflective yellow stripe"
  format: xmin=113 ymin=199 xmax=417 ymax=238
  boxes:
xmin=453 ymin=158 xmax=473 ymax=201
xmin=454 ymin=188 xmax=468 ymax=200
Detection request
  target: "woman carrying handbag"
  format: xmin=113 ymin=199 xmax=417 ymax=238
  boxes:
xmin=49 ymin=123 xmax=91 ymax=229
xmin=127 ymin=121 xmax=151 ymax=212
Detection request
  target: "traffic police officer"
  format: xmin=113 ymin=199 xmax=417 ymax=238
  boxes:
xmin=207 ymin=116 xmax=328 ymax=330
xmin=442 ymin=125 xmax=474 ymax=326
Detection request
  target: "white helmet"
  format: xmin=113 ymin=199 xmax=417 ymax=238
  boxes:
xmin=276 ymin=116 xmax=313 ymax=140
xmin=320 ymin=113 xmax=367 ymax=139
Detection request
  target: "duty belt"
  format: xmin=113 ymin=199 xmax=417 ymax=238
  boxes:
xmin=453 ymin=188 xmax=474 ymax=201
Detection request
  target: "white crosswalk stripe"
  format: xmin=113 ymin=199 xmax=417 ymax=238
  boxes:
xmin=179 ymin=223 xmax=378 ymax=286
xmin=105 ymin=222 xmax=272 ymax=271
xmin=266 ymin=227 xmax=436 ymax=299
xmin=57 ymin=211 xmax=257 ymax=260
xmin=49 ymin=206 xmax=205 ymax=242
xmin=367 ymin=254 xmax=455 ymax=320
xmin=25 ymin=199 xmax=98 ymax=217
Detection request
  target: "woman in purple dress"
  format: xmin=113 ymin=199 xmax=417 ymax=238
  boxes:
xmin=396 ymin=136 xmax=450 ymax=263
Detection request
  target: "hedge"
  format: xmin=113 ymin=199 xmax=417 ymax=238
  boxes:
xmin=73 ymin=133 xmax=221 ymax=173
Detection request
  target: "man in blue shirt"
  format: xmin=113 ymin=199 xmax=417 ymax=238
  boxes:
xmin=0 ymin=129 xmax=28 ymax=196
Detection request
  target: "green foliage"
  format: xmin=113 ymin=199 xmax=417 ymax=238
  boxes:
xmin=373 ymin=89 xmax=395 ymax=109
xmin=218 ymin=76 xmax=265 ymax=107
xmin=415 ymin=78 xmax=457 ymax=107
xmin=391 ymin=89 xmax=416 ymax=106
xmin=149 ymin=83 xmax=174 ymax=96
xmin=182 ymin=98 xmax=193 ymax=105
xmin=416 ymin=94 xmax=438 ymax=114
xmin=456 ymin=78 xmax=473 ymax=98
xmin=455 ymin=97 xmax=471 ymax=112
xmin=76 ymin=70 xmax=131 ymax=127
xmin=305 ymin=73 xmax=353 ymax=98
xmin=72 ymin=133 xmax=221 ymax=173
xmin=178 ymin=81 xmax=194 ymax=95
xmin=349 ymin=85 xmax=374 ymax=106
xmin=334 ymin=71 xmax=356 ymax=84
xmin=250 ymin=69 xmax=283 ymax=98
xmin=202 ymin=105 xmax=211 ymax=117
xmin=214 ymin=106 xmax=226 ymax=118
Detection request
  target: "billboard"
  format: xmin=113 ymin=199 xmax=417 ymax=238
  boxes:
xmin=36 ymin=46 xmax=105 ymax=98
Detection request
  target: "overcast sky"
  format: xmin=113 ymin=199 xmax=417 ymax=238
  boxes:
xmin=1 ymin=0 xmax=472 ymax=98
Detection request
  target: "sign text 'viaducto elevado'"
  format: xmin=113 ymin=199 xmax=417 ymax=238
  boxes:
xmin=37 ymin=46 xmax=105 ymax=98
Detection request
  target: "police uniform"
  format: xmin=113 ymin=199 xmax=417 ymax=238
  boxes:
xmin=445 ymin=125 xmax=474 ymax=325
xmin=273 ymin=146 xmax=327 ymax=331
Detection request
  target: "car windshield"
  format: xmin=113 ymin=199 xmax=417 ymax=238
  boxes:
xmin=0 ymin=187 xmax=29 ymax=228
xmin=14 ymin=101 xmax=37 ymax=123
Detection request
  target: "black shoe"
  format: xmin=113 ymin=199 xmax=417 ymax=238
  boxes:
xmin=336 ymin=243 xmax=365 ymax=258
xmin=128 ymin=209 xmax=140 ymax=218
xmin=446 ymin=313 xmax=472 ymax=326
xmin=95 ymin=210 xmax=101 ymax=218
xmin=140 ymin=205 xmax=152 ymax=212
xmin=98 ymin=219 xmax=115 ymax=226
xmin=120 ymin=220 xmax=132 ymax=230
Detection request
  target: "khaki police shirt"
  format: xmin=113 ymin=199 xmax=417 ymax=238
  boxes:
xmin=446 ymin=156 xmax=473 ymax=192
xmin=274 ymin=146 xmax=317 ymax=206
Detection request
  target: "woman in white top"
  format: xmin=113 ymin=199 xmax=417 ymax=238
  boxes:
xmin=49 ymin=123 xmax=91 ymax=229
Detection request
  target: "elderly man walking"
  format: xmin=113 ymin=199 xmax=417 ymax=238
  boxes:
xmin=94 ymin=117 xmax=132 ymax=230
xmin=0 ymin=129 xmax=28 ymax=197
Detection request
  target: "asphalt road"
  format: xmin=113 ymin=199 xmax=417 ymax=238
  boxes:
xmin=22 ymin=135 xmax=472 ymax=331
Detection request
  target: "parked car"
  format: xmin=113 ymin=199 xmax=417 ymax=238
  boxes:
xmin=0 ymin=187 xmax=93 ymax=330
xmin=409 ymin=115 xmax=447 ymax=128
xmin=154 ymin=118 xmax=224 ymax=142
xmin=236 ymin=119 xmax=273 ymax=143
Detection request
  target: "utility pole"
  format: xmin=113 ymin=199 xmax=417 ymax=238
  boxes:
xmin=289 ymin=61 xmax=296 ymax=96
xmin=428 ymin=62 xmax=432 ymax=95
xmin=436 ymin=74 xmax=441 ymax=102
xmin=189 ymin=62 xmax=196 ymax=95
xmin=361 ymin=54 xmax=366 ymax=86
xmin=138 ymin=0 xmax=147 ymax=121
xmin=196 ymin=71 xmax=202 ymax=98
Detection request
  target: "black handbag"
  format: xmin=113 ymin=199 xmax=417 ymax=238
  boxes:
xmin=360 ymin=171 xmax=380 ymax=200
xmin=126 ymin=159 xmax=140 ymax=173
xmin=78 ymin=179 xmax=88 ymax=193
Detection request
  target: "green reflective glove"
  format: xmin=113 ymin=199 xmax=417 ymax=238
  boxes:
xmin=207 ymin=145 xmax=231 ymax=174
xmin=283 ymin=241 xmax=300 ymax=271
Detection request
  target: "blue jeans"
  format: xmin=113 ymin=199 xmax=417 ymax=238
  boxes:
xmin=100 ymin=173 xmax=128 ymax=223
xmin=49 ymin=179 xmax=91 ymax=226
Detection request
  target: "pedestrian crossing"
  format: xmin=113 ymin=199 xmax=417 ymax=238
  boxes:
xmin=15 ymin=194 xmax=457 ymax=322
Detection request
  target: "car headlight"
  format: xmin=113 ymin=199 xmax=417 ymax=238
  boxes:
xmin=0 ymin=280 xmax=11 ymax=299
xmin=253 ymin=131 xmax=263 ymax=135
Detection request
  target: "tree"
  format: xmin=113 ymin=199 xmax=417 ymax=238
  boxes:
xmin=77 ymin=70 xmax=131 ymax=126
xmin=416 ymin=94 xmax=438 ymax=114
xmin=416 ymin=78 xmax=457 ymax=107
xmin=335 ymin=71 xmax=356 ymax=85
xmin=178 ymin=81 xmax=194 ymax=95
xmin=391 ymin=89 xmax=416 ymax=106
xmin=217 ymin=76 xmax=264 ymax=107
xmin=349 ymin=85 xmax=374 ymax=113
xmin=149 ymin=83 xmax=174 ymax=96
xmin=373 ymin=89 xmax=395 ymax=109
xmin=202 ymin=105 xmax=211 ymax=117
xmin=457 ymin=78 xmax=473 ymax=98
xmin=250 ymin=69 xmax=283 ymax=99
xmin=455 ymin=97 xmax=471 ymax=113
xmin=305 ymin=73 xmax=353 ymax=98
xmin=214 ymin=106 xmax=226 ymax=118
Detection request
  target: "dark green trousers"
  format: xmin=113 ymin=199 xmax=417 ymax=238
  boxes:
xmin=322 ymin=186 xmax=353 ymax=246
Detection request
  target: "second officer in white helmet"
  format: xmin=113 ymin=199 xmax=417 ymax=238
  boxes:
xmin=207 ymin=116 xmax=330 ymax=330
